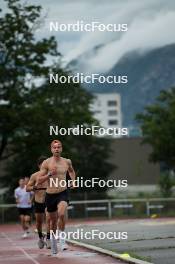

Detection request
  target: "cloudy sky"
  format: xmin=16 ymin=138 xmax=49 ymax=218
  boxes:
xmin=2 ymin=0 xmax=175 ymax=73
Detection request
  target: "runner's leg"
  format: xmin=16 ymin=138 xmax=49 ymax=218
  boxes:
xmin=58 ymin=201 xmax=67 ymax=231
xmin=57 ymin=201 xmax=68 ymax=250
xmin=49 ymin=211 xmax=58 ymax=255
xmin=20 ymin=215 xmax=25 ymax=230
xmin=46 ymin=210 xmax=51 ymax=248
xmin=35 ymin=212 xmax=45 ymax=248
xmin=24 ymin=215 xmax=30 ymax=233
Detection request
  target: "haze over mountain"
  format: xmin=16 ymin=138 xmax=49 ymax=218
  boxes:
xmin=69 ymin=44 xmax=175 ymax=127
xmin=26 ymin=0 xmax=175 ymax=71
xmin=8 ymin=0 xmax=175 ymax=127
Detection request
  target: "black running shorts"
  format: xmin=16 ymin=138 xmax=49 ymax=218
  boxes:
xmin=34 ymin=201 xmax=46 ymax=214
xmin=45 ymin=190 xmax=69 ymax=213
xmin=18 ymin=207 xmax=32 ymax=216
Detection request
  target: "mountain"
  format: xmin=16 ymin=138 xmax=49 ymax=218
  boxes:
xmin=69 ymin=44 xmax=175 ymax=127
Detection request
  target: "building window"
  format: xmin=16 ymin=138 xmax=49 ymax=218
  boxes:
xmin=93 ymin=110 xmax=101 ymax=114
xmin=108 ymin=110 xmax=118 ymax=116
xmin=107 ymin=100 xmax=117 ymax=106
xmin=108 ymin=120 xmax=118 ymax=125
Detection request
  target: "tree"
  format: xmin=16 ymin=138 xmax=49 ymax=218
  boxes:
xmin=159 ymin=172 xmax=174 ymax=197
xmin=136 ymin=87 xmax=175 ymax=169
xmin=0 ymin=0 xmax=59 ymax=160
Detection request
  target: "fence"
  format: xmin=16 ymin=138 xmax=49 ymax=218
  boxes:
xmin=0 ymin=198 xmax=175 ymax=224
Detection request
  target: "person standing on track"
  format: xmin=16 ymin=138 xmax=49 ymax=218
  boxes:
xmin=14 ymin=178 xmax=33 ymax=238
xmin=37 ymin=139 xmax=76 ymax=256
xmin=26 ymin=156 xmax=51 ymax=249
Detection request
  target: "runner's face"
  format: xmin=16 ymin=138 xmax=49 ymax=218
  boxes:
xmin=19 ymin=179 xmax=25 ymax=188
xmin=51 ymin=142 xmax=62 ymax=156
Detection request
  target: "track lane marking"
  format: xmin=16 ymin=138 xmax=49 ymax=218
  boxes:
xmin=1 ymin=232 xmax=40 ymax=264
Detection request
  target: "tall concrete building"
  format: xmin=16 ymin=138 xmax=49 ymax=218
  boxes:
xmin=90 ymin=93 xmax=122 ymax=136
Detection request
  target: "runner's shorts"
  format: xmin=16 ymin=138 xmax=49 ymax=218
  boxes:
xmin=18 ymin=207 xmax=32 ymax=216
xmin=34 ymin=201 xmax=46 ymax=213
xmin=45 ymin=190 xmax=69 ymax=213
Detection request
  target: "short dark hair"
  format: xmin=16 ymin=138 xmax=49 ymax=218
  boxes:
xmin=19 ymin=178 xmax=24 ymax=181
xmin=37 ymin=156 xmax=47 ymax=166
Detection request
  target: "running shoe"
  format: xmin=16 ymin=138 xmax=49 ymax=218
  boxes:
xmin=22 ymin=232 xmax=28 ymax=238
xmin=46 ymin=239 xmax=51 ymax=249
xmin=59 ymin=237 xmax=68 ymax=251
xmin=38 ymin=238 xmax=45 ymax=249
xmin=51 ymin=237 xmax=58 ymax=255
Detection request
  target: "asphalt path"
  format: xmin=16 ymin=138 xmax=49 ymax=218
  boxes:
xmin=67 ymin=218 xmax=175 ymax=264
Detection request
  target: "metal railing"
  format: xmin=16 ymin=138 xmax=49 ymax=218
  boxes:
xmin=0 ymin=198 xmax=175 ymax=223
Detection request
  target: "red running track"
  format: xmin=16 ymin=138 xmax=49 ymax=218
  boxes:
xmin=0 ymin=224 xmax=123 ymax=264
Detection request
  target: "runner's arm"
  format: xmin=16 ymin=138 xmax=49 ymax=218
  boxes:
xmin=29 ymin=191 xmax=35 ymax=204
xmin=14 ymin=189 xmax=19 ymax=204
xmin=67 ymin=159 xmax=76 ymax=181
xmin=36 ymin=160 xmax=50 ymax=184
xmin=26 ymin=174 xmax=36 ymax=192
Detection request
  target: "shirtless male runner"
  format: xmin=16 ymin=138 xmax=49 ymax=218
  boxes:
xmin=37 ymin=140 xmax=76 ymax=256
xmin=26 ymin=156 xmax=51 ymax=249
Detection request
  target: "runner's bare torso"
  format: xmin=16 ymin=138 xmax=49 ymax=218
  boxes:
xmin=27 ymin=172 xmax=47 ymax=203
xmin=40 ymin=156 xmax=72 ymax=194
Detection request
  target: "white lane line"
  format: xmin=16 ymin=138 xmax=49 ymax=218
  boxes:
xmin=1 ymin=232 xmax=40 ymax=264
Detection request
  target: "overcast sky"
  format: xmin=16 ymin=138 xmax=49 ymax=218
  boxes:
xmin=2 ymin=0 xmax=175 ymax=73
